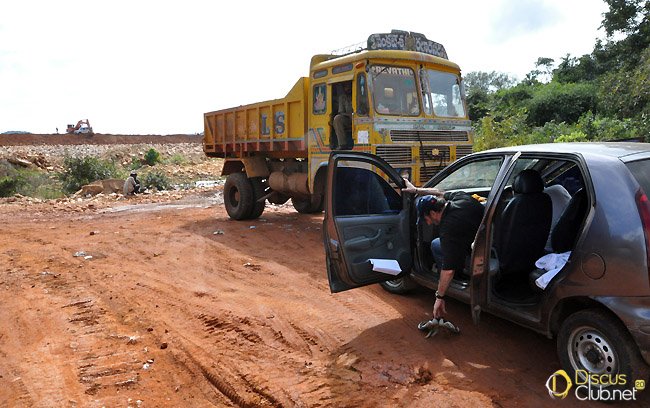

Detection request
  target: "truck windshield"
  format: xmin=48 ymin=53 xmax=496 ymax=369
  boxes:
xmin=420 ymin=69 xmax=466 ymax=118
xmin=369 ymin=65 xmax=420 ymax=116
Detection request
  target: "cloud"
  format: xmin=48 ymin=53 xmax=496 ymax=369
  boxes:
xmin=490 ymin=0 xmax=562 ymax=42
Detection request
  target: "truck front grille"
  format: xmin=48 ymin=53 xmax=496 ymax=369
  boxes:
xmin=376 ymin=145 xmax=412 ymax=165
xmin=419 ymin=165 xmax=446 ymax=184
xmin=419 ymin=145 xmax=450 ymax=161
xmin=390 ymin=130 xmax=469 ymax=143
xmin=456 ymin=145 xmax=473 ymax=158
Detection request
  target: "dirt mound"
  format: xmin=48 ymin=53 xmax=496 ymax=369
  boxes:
xmin=0 ymin=133 xmax=203 ymax=146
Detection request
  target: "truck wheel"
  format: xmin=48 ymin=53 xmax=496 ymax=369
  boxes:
xmin=224 ymin=173 xmax=254 ymax=220
xmin=292 ymin=194 xmax=323 ymax=214
xmin=380 ymin=276 xmax=417 ymax=294
xmin=247 ymin=177 xmax=267 ymax=220
xmin=557 ymin=309 xmax=649 ymax=391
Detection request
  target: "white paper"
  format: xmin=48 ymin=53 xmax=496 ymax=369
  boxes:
xmin=357 ymin=130 xmax=369 ymax=144
xmin=369 ymin=258 xmax=401 ymax=276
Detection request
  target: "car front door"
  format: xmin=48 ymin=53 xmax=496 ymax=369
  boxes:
xmin=324 ymin=152 xmax=413 ymax=293
xmin=466 ymin=152 xmax=521 ymax=324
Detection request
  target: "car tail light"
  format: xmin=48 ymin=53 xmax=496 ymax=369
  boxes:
xmin=636 ymin=189 xmax=650 ymax=282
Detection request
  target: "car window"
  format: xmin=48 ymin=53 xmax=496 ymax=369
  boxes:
xmin=626 ymin=159 xmax=650 ymax=194
xmin=334 ymin=166 xmax=402 ymax=216
xmin=434 ymin=158 xmax=503 ymax=191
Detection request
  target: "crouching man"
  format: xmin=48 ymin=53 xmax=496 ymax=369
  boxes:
xmin=123 ymin=171 xmax=141 ymax=196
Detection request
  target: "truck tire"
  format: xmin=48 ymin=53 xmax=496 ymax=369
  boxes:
xmin=292 ymin=194 xmax=323 ymax=214
xmin=224 ymin=173 xmax=254 ymax=220
xmin=557 ymin=309 xmax=649 ymax=392
xmin=247 ymin=177 xmax=267 ymax=220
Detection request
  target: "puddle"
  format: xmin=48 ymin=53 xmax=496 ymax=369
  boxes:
xmin=102 ymin=192 xmax=224 ymax=214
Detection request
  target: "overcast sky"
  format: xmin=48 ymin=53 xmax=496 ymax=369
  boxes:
xmin=0 ymin=0 xmax=608 ymax=135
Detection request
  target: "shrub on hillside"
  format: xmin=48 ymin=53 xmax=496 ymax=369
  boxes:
xmin=142 ymin=170 xmax=170 ymax=191
xmin=144 ymin=148 xmax=161 ymax=166
xmin=59 ymin=156 xmax=119 ymax=194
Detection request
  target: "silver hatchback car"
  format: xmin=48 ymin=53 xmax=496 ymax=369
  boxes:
xmin=323 ymin=142 xmax=650 ymax=391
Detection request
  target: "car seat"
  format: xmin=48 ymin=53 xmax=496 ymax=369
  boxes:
xmin=529 ymin=188 xmax=588 ymax=289
xmin=495 ymin=169 xmax=552 ymax=281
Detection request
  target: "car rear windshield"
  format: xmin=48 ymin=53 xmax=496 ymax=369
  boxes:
xmin=626 ymin=159 xmax=650 ymax=194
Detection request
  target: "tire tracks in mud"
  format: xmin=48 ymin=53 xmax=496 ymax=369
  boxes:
xmin=35 ymin=272 xmax=144 ymax=401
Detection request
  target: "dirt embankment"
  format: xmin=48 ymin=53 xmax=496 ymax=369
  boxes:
xmin=0 ymin=134 xmax=202 ymax=146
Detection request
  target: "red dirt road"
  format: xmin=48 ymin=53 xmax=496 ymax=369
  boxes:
xmin=0 ymin=190 xmax=646 ymax=407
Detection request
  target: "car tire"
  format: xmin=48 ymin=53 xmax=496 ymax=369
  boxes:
xmin=292 ymin=194 xmax=323 ymax=214
xmin=557 ymin=309 xmax=649 ymax=391
xmin=380 ymin=276 xmax=417 ymax=294
xmin=224 ymin=173 xmax=254 ymax=220
xmin=247 ymin=177 xmax=267 ymax=220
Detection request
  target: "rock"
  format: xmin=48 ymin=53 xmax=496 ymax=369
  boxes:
xmin=335 ymin=352 xmax=360 ymax=369
xmin=77 ymin=179 xmax=124 ymax=197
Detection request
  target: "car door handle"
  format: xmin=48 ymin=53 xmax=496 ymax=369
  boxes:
xmin=329 ymin=238 xmax=340 ymax=260
xmin=345 ymin=229 xmax=382 ymax=251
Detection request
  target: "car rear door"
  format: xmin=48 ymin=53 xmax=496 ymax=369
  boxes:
xmin=324 ymin=152 xmax=413 ymax=293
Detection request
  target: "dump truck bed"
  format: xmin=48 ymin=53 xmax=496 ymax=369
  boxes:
xmin=203 ymin=78 xmax=309 ymax=159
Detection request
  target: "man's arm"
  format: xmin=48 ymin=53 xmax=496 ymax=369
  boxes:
xmin=433 ymin=268 xmax=454 ymax=318
xmin=402 ymin=178 xmax=444 ymax=196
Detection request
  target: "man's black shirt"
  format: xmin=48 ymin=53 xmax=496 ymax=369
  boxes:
xmin=438 ymin=191 xmax=485 ymax=271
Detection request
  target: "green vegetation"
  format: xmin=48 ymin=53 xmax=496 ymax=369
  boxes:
xmin=143 ymin=148 xmax=161 ymax=166
xmin=142 ymin=170 xmax=171 ymax=191
xmin=59 ymin=156 xmax=120 ymax=194
xmin=468 ymin=0 xmax=650 ymax=149
xmin=0 ymin=160 xmax=65 ymax=199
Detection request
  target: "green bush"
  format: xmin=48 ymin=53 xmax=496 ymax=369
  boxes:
xmin=129 ymin=156 xmax=143 ymax=170
xmin=0 ymin=175 xmax=21 ymax=197
xmin=142 ymin=170 xmax=170 ymax=191
xmin=144 ymin=148 xmax=161 ymax=166
xmin=526 ymin=82 xmax=597 ymax=126
xmin=167 ymin=153 xmax=187 ymax=165
xmin=16 ymin=171 xmax=64 ymax=199
xmin=59 ymin=156 xmax=119 ymax=194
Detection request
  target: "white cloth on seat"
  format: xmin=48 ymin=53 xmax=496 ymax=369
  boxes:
xmin=535 ymin=251 xmax=571 ymax=289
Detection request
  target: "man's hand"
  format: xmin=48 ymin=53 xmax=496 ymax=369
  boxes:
xmin=402 ymin=178 xmax=417 ymax=194
xmin=433 ymin=298 xmax=447 ymax=319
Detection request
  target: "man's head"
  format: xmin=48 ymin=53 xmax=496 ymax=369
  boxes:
xmin=130 ymin=171 xmax=137 ymax=178
xmin=417 ymin=195 xmax=446 ymax=225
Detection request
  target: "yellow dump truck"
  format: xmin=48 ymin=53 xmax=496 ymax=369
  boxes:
xmin=204 ymin=30 xmax=473 ymax=220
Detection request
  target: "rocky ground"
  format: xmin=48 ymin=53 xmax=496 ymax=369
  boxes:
xmin=1 ymin=136 xmax=647 ymax=407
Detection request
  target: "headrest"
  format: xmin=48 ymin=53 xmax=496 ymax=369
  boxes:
xmin=513 ymin=169 xmax=544 ymax=194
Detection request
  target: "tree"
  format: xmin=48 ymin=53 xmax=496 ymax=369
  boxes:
xmin=553 ymin=54 xmax=599 ymax=83
xmin=463 ymin=71 xmax=516 ymax=95
xmin=595 ymin=0 xmax=649 ymax=69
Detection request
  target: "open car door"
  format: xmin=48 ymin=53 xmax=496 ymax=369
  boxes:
xmin=324 ymin=152 xmax=413 ymax=293
xmin=469 ymin=151 xmax=521 ymax=324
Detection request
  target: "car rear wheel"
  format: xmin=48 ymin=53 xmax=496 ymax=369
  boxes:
xmin=557 ymin=309 xmax=649 ymax=390
xmin=379 ymin=276 xmax=416 ymax=294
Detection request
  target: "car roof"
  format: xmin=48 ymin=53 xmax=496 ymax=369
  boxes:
xmin=484 ymin=142 xmax=650 ymax=161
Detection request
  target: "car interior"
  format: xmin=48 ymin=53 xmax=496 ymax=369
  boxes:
xmin=416 ymin=157 xmax=591 ymax=307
